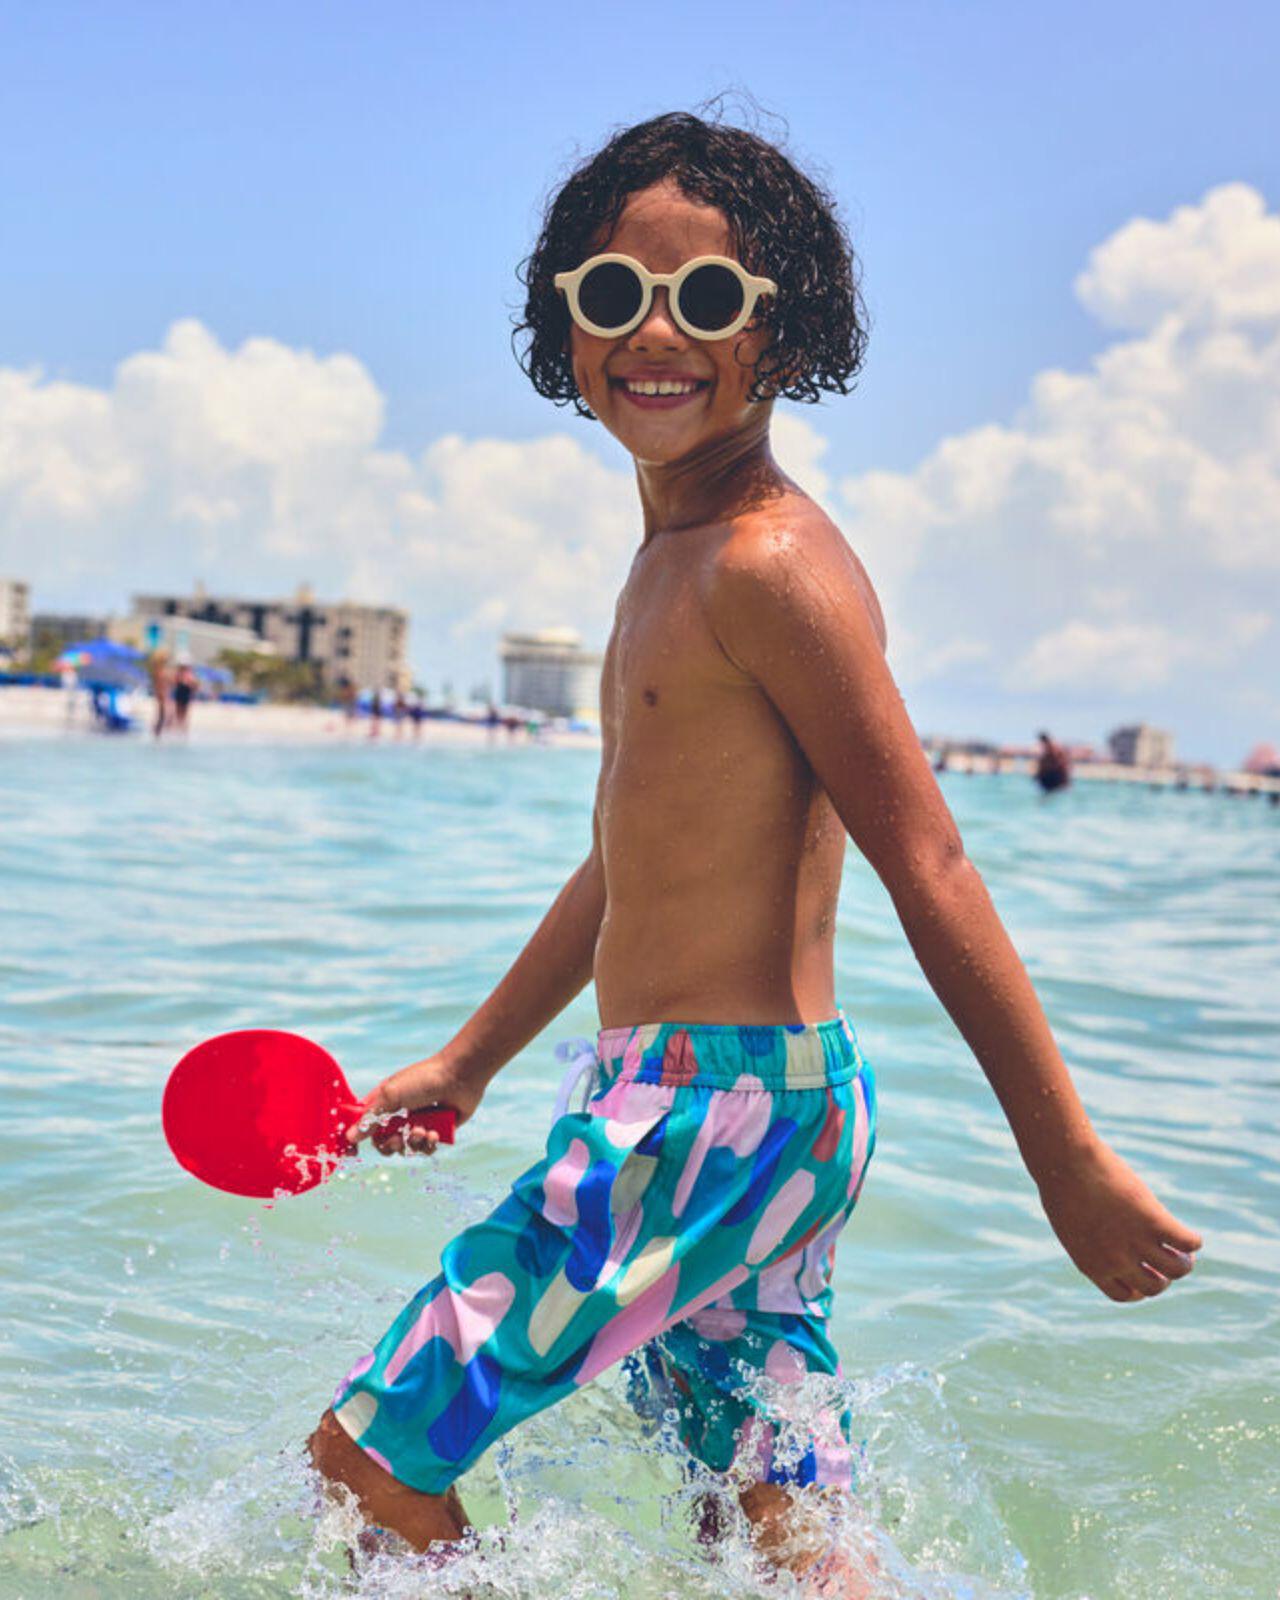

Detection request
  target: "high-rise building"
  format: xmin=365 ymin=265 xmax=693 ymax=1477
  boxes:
xmin=1108 ymin=723 xmax=1176 ymax=768
xmin=131 ymin=584 xmax=409 ymax=689
xmin=499 ymin=628 xmax=602 ymax=720
xmin=0 ymin=579 xmax=30 ymax=649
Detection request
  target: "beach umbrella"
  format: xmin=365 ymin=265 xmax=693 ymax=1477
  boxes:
xmin=56 ymin=638 xmax=148 ymax=691
xmin=1243 ymin=741 xmax=1280 ymax=776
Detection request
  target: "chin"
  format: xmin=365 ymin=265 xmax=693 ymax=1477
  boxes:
xmin=625 ymin=431 xmax=713 ymax=466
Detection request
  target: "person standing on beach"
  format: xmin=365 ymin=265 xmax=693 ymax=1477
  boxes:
xmin=308 ymin=111 xmax=1204 ymax=1593
xmin=171 ymin=660 xmax=197 ymax=736
xmin=409 ymin=686 xmax=426 ymax=738
xmin=148 ymin=648 xmax=172 ymax=740
xmin=337 ymin=674 xmax=358 ymax=733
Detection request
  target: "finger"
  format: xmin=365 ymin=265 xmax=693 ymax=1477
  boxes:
xmin=406 ymin=1129 xmax=440 ymax=1155
xmin=345 ymin=1113 xmax=376 ymax=1148
xmin=1152 ymin=1242 xmax=1196 ymax=1277
xmin=1133 ymin=1260 xmax=1172 ymax=1295
xmin=1165 ymin=1229 xmax=1203 ymax=1255
xmin=345 ymin=1093 xmax=391 ymax=1148
xmin=1107 ymin=1276 xmax=1141 ymax=1302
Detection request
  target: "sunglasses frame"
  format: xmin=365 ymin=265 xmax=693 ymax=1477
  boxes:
xmin=554 ymin=253 xmax=778 ymax=342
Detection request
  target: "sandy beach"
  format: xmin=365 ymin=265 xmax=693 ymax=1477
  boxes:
xmin=0 ymin=684 xmax=603 ymax=749
xmin=5 ymin=685 xmax=1274 ymax=798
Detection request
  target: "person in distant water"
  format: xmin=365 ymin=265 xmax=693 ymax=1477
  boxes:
xmin=309 ymin=110 xmax=1203 ymax=1595
xmin=171 ymin=660 xmax=197 ymax=736
xmin=148 ymin=648 xmax=173 ymax=739
xmin=1035 ymin=730 xmax=1072 ymax=794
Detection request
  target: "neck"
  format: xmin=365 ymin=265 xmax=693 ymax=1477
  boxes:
xmin=633 ymin=407 xmax=788 ymax=542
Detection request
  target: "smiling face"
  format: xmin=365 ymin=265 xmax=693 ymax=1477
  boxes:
xmin=567 ymin=179 xmax=775 ymax=465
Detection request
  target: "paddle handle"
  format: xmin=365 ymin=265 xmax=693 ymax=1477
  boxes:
xmin=394 ymin=1106 xmax=457 ymax=1145
xmin=344 ymin=1103 xmax=457 ymax=1146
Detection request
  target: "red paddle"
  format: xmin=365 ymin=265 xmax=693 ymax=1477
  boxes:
xmin=162 ymin=1029 xmax=456 ymax=1198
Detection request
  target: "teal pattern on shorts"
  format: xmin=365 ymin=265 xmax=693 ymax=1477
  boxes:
xmin=330 ymin=1010 xmax=877 ymax=1494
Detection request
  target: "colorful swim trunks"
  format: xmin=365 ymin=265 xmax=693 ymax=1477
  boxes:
xmin=329 ymin=1011 xmax=877 ymax=1495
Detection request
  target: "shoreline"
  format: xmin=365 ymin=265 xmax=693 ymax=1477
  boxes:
xmin=0 ymin=684 xmax=602 ymax=749
xmin=2 ymin=686 xmax=1276 ymax=792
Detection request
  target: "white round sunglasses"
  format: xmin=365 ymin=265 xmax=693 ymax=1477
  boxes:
xmin=554 ymin=253 xmax=778 ymax=341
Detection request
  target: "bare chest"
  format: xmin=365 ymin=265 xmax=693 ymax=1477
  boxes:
xmin=598 ymin=538 xmax=741 ymax=756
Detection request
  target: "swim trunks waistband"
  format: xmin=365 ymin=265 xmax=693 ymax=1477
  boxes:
xmin=593 ymin=1010 xmax=864 ymax=1093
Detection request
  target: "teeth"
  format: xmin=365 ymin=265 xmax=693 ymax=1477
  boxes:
xmin=623 ymin=379 xmax=701 ymax=396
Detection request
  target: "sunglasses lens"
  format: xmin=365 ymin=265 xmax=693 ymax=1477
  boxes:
xmin=577 ymin=261 xmax=644 ymax=331
xmin=678 ymin=263 xmax=746 ymax=332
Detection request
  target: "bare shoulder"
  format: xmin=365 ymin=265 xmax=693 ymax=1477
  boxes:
xmin=705 ymin=495 xmax=888 ymax=659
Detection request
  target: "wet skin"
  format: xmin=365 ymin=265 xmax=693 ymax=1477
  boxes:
xmin=312 ymin=178 xmax=1202 ymax=1587
xmin=571 ymin=178 xmax=885 ymax=1030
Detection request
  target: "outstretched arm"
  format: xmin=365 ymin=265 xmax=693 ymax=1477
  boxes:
xmin=706 ymin=518 xmax=1203 ymax=1301
xmin=348 ymin=804 xmax=607 ymax=1149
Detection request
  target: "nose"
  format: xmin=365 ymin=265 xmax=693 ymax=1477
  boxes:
xmin=628 ymin=286 xmax=687 ymax=351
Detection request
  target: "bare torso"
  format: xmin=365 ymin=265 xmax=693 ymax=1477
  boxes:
xmin=593 ymin=492 xmax=887 ymax=1028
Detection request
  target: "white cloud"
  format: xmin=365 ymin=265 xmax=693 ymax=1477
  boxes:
xmin=0 ymin=320 xmax=639 ymax=683
xmin=1074 ymin=182 xmax=1280 ymax=333
xmin=3 ymin=182 xmax=1278 ymax=758
xmin=832 ymin=181 xmax=1280 ymax=756
xmin=0 ymin=319 xmax=843 ymax=688
xmin=1008 ymin=620 xmax=1185 ymax=692
xmin=1009 ymin=609 xmax=1271 ymax=692
xmin=770 ymin=409 xmax=835 ymax=508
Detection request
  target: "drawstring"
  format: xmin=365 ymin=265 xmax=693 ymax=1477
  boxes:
xmin=552 ymin=1035 xmax=600 ymax=1122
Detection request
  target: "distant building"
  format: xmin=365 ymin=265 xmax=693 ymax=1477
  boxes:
xmin=29 ymin=610 xmax=109 ymax=654
xmin=111 ymin=612 xmax=275 ymax=669
xmin=131 ymin=583 xmax=409 ymax=689
xmin=500 ymin=627 xmax=602 ymax=719
xmin=1 ymin=579 xmax=31 ymax=649
xmin=1108 ymin=723 xmax=1175 ymax=768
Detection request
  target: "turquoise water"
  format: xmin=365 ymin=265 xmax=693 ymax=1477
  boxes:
xmin=1 ymin=737 xmax=1276 ymax=1598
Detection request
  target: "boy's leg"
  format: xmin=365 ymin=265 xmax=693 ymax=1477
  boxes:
xmin=307 ymin=1406 xmax=470 ymax=1552
xmin=738 ymin=1482 xmax=880 ymax=1597
xmin=310 ymin=1016 xmax=875 ymax=1571
xmin=306 ymin=1083 xmax=676 ymax=1551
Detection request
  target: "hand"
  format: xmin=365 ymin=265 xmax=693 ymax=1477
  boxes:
xmin=1036 ymin=1139 xmax=1204 ymax=1301
xmin=344 ymin=1053 xmax=484 ymax=1155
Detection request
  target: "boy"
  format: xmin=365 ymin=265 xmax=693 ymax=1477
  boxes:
xmin=308 ymin=111 xmax=1203 ymax=1589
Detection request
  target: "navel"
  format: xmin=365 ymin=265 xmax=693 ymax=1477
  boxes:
xmin=642 ymin=687 xmax=659 ymax=707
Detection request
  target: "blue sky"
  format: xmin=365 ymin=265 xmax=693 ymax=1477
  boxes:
xmin=2 ymin=0 xmax=1278 ymax=763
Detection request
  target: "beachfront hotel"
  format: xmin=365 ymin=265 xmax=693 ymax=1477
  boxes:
xmin=500 ymin=628 xmax=602 ymax=720
xmin=1108 ymin=722 xmax=1176 ymax=768
xmin=131 ymin=583 xmax=409 ymax=690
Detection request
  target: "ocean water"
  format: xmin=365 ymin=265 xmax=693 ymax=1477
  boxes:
xmin=0 ymin=735 xmax=1276 ymax=1599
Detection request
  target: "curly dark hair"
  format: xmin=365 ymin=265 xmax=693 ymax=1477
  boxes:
xmin=512 ymin=106 xmax=869 ymax=419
